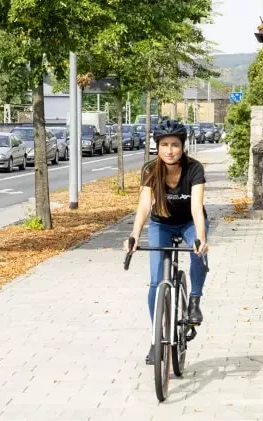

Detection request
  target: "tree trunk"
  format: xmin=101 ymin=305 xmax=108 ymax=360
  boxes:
xmin=33 ymin=79 xmax=52 ymax=229
xmin=144 ymin=89 xmax=151 ymax=163
xmin=116 ymin=93 xmax=124 ymax=192
xmin=158 ymin=99 xmax=162 ymax=117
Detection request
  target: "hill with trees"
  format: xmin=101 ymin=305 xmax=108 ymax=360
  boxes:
xmin=213 ymin=53 xmax=256 ymax=86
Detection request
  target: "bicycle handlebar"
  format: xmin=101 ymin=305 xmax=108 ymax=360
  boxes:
xmin=123 ymin=237 xmax=209 ymax=273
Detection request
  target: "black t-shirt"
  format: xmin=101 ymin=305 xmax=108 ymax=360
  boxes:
xmin=141 ymin=157 xmax=207 ymax=225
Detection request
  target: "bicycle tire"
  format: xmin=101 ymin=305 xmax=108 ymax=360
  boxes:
xmin=172 ymin=270 xmax=188 ymax=377
xmin=154 ymin=283 xmax=171 ymax=402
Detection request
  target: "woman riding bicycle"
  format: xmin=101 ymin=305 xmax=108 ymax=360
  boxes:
xmin=124 ymin=119 xmax=209 ymax=364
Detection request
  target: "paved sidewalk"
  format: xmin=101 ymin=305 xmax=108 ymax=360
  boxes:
xmin=1 ymin=147 xmax=263 ymax=420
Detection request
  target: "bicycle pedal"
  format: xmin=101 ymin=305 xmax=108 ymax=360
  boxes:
xmin=188 ymin=321 xmax=201 ymax=327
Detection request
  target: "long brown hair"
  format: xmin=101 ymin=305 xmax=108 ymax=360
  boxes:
xmin=142 ymin=153 xmax=188 ymax=217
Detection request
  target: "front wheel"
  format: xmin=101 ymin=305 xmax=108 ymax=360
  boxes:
xmin=154 ymin=283 xmax=171 ymax=402
xmin=7 ymin=157 xmax=13 ymax=173
xmin=19 ymin=156 xmax=26 ymax=171
xmin=172 ymin=271 xmax=188 ymax=377
xmin=51 ymin=151 xmax=59 ymax=165
xmin=98 ymin=143 xmax=105 ymax=156
xmin=107 ymin=142 xmax=112 ymax=154
xmin=64 ymin=148 xmax=69 ymax=161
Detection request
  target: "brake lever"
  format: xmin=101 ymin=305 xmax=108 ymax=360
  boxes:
xmin=194 ymin=239 xmax=209 ymax=273
xmin=124 ymin=237 xmax=135 ymax=271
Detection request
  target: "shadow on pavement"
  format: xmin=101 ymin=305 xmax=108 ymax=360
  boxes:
xmin=167 ymin=354 xmax=263 ymax=404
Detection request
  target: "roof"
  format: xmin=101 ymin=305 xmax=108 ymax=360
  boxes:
xmin=0 ymin=132 xmax=12 ymax=136
xmin=43 ymin=83 xmax=69 ymax=97
xmin=183 ymin=86 xmax=229 ymax=101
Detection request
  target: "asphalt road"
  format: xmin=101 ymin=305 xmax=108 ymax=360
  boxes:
xmin=0 ymin=143 xmax=220 ymax=209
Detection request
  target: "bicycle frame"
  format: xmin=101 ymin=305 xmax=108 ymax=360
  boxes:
xmin=137 ymin=239 xmax=193 ymax=347
xmin=124 ymin=236 xmax=209 ymax=345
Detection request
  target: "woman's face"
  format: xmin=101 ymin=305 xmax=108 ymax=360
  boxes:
xmin=158 ymin=136 xmax=183 ymax=165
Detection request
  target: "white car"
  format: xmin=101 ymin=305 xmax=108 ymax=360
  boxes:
xmin=149 ymin=133 xmax=157 ymax=154
xmin=0 ymin=132 xmax=27 ymax=172
xmin=11 ymin=127 xmax=59 ymax=165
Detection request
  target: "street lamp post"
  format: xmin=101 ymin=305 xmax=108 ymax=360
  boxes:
xmin=69 ymin=52 xmax=78 ymax=209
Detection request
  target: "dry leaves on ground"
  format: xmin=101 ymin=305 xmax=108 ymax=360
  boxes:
xmin=223 ymin=196 xmax=252 ymax=222
xmin=0 ymin=171 xmax=141 ymax=289
xmin=231 ymin=197 xmax=252 ymax=216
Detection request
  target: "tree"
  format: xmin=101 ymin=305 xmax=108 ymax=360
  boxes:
xmin=224 ymin=48 xmax=263 ymax=180
xmin=188 ymin=104 xmax=195 ymax=124
xmin=0 ymin=0 xmax=114 ymax=228
xmin=0 ymin=30 xmax=30 ymax=108
xmin=225 ymin=101 xmax=251 ymax=179
xmin=78 ymin=0 xmax=214 ymax=188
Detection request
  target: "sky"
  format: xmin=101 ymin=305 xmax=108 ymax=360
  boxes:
xmin=201 ymin=0 xmax=263 ymax=54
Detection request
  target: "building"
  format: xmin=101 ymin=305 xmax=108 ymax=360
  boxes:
xmin=43 ymin=82 xmax=69 ymax=125
xmin=162 ymin=84 xmax=230 ymax=123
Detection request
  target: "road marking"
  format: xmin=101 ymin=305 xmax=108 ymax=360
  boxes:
xmin=0 ymin=152 xmax=143 ymax=183
xmin=0 ymin=188 xmax=23 ymax=195
xmin=91 ymin=166 xmax=118 ymax=172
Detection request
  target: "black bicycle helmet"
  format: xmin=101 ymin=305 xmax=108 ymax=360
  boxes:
xmin=153 ymin=119 xmax=187 ymax=145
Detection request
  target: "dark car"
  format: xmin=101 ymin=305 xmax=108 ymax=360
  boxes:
xmin=190 ymin=124 xmax=206 ymax=144
xmin=134 ymin=124 xmax=146 ymax=147
xmin=81 ymin=124 xmax=105 ymax=156
xmin=121 ymin=124 xmax=140 ymax=150
xmin=199 ymin=123 xmax=221 ymax=143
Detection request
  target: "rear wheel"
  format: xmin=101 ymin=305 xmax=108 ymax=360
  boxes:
xmin=113 ymin=147 xmax=118 ymax=153
xmin=172 ymin=271 xmax=188 ymax=377
xmin=154 ymin=283 xmax=171 ymax=402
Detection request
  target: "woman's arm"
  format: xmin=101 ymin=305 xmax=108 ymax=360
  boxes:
xmin=191 ymin=183 xmax=208 ymax=255
xmin=124 ymin=186 xmax=152 ymax=252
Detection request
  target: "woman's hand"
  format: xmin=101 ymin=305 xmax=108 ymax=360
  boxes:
xmin=123 ymin=235 xmax=139 ymax=253
xmin=194 ymin=240 xmax=208 ymax=256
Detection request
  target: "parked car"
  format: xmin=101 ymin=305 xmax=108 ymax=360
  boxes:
xmin=11 ymin=127 xmax=59 ymax=165
xmin=81 ymin=124 xmax=106 ymax=156
xmin=190 ymin=124 xmax=206 ymax=144
xmin=149 ymin=131 xmax=157 ymax=154
xmin=0 ymin=132 xmax=27 ymax=172
xmin=135 ymin=114 xmax=160 ymax=126
xmin=134 ymin=124 xmax=146 ymax=147
xmin=121 ymin=124 xmax=140 ymax=150
xmin=199 ymin=122 xmax=221 ymax=143
xmin=49 ymin=127 xmax=69 ymax=160
xmin=105 ymin=125 xmax=118 ymax=153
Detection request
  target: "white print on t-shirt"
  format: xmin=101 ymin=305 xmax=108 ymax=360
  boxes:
xmin=166 ymin=194 xmax=191 ymax=200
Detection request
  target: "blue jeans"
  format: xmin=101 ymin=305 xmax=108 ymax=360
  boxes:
xmin=148 ymin=219 xmax=209 ymax=322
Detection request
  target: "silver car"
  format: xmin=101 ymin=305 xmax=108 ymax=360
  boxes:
xmin=11 ymin=127 xmax=59 ymax=165
xmin=49 ymin=127 xmax=70 ymax=160
xmin=106 ymin=125 xmax=118 ymax=153
xmin=0 ymin=132 xmax=27 ymax=172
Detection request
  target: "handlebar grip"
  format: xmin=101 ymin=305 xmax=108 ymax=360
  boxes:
xmin=124 ymin=237 xmax=135 ymax=271
xmin=194 ymin=239 xmax=210 ymax=273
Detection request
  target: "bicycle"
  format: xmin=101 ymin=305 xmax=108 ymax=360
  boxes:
xmin=124 ymin=236 xmax=209 ymax=402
